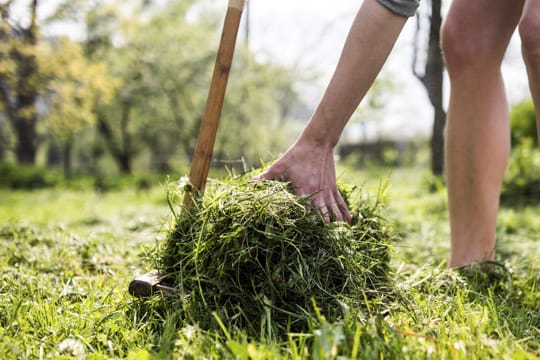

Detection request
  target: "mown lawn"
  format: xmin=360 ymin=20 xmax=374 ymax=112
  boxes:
xmin=0 ymin=166 xmax=539 ymax=359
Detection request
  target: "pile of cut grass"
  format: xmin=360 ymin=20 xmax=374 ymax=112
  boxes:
xmin=153 ymin=175 xmax=395 ymax=335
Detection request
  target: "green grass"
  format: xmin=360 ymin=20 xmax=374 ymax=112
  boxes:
xmin=1 ymin=166 xmax=539 ymax=359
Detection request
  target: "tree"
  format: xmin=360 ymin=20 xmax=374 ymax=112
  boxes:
xmin=127 ymin=1 xmax=300 ymax=171
xmin=48 ymin=0 xmax=153 ymax=174
xmin=110 ymin=0 xmax=215 ymax=172
xmin=37 ymin=0 xmax=301 ymax=174
xmin=215 ymin=47 xmax=300 ymax=168
xmin=87 ymin=2 xmax=139 ymax=173
xmin=39 ymin=37 xmax=118 ymax=176
xmin=0 ymin=0 xmax=40 ymax=164
xmin=45 ymin=0 xmax=137 ymax=173
xmin=412 ymin=0 xmax=446 ymax=176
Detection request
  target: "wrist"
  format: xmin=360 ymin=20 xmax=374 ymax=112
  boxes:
xmin=299 ymin=120 xmax=340 ymax=149
xmin=296 ymin=130 xmax=336 ymax=150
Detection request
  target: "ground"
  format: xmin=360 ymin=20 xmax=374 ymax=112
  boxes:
xmin=0 ymin=166 xmax=539 ymax=359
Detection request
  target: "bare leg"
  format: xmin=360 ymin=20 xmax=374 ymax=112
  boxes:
xmin=441 ymin=0 xmax=523 ymax=268
xmin=519 ymin=0 xmax=540 ymax=141
xmin=260 ymin=0 xmax=408 ymax=222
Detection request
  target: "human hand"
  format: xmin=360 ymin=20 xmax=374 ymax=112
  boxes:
xmin=256 ymin=141 xmax=352 ymax=223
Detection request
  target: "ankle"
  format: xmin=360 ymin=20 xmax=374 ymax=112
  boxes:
xmin=448 ymin=249 xmax=495 ymax=269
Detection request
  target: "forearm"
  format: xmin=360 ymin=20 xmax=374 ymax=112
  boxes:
xmin=299 ymin=0 xmax=409 ymax=148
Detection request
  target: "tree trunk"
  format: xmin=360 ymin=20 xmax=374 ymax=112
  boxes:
xmin=118 ymin=152 xmax=132 ymax=173
xmin=63 ymin=138 xmax=73 ymax=178
xmin=46 ymin=140 xmax=62 ymax=167
xmin=0 ymin=138 xmax=3 ymax=163
xmin=426 ymin=0 xmax=445 ymax=176
xmin=118 ymin=100 xmax=132 ymax=173
xmin=412 ymin=0 xmax=446 ymax=176
xmin=431 ymin=104 xmax=445 ymax=175
xmin=96 ymin=102 xmax=133 ymax=174
xmin=13 ymin=115 xmax=38 ymax=164
xmin=0 ymin=0 xmax=40 ymax=165
xmin=150 ymin=151 xmax=172 ymax=173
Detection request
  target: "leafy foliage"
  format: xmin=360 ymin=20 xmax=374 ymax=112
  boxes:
xmin=510 ymin=99 xmax=537 ymax=148
xmin=0 ymin=162 xmax=61 ymax=189
xmin=216 ymin=49 xmax=299 ymax=167
xmin=39 ymin=37 xmax=118 ymax=143
xmin=501 ymin=100 xmax=540 ymax=205
xmin=501 ymin=139 xmax=540 ymax=205
xmin=0 ymin=0 xmax=303 ymax=174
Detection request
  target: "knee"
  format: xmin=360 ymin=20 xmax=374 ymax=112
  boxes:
xmin=441 ymin=18 xmax=477 ymax=75
xmin=519 ymin=13 xmax=540 ymax=63
xmin=441 ymin=17 xmax=499 ymax=77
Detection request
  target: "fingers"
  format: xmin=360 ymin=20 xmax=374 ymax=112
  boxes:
xmin=254 ymin=160 xmax=353 ymax=224
xmin=329 ymin=201 xmax=344 ymax=222
xmin=311 ymin=189 xmax=352 ymax=224
xmin=256 ymin=165 xmax=288 ymax=182
xmin=334 ymin=189 xmax=353 ymax=224
xmin=312 ymin=196 xmax=332 ymax=223
xmin=255 ymin=168 xmax=275 ymax=181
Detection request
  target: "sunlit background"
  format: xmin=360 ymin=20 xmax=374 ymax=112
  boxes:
xmin=0 ymin=0 xmax=534 ymax=179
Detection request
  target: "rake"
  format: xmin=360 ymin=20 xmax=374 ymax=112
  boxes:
xmin=128 ymin=0 xmax=246 ymax=297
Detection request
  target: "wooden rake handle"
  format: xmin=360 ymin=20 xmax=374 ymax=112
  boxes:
xmin=183 ymin=0 xmax=246 ymax=208
xmin=128 ymin=1 xmax=245 ymax=299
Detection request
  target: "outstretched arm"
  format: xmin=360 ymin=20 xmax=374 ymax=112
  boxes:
xmin=259 ymin=0 xmax=410 ymax=222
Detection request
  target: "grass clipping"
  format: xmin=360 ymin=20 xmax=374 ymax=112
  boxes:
xmin=156 ymin=175 xmax=394 ymax=333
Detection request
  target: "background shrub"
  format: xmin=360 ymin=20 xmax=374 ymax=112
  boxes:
xmin=0 ymin=162 xmax=61 ymax=189
xmin=510 ymin=100 xmax=537 ymax=148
